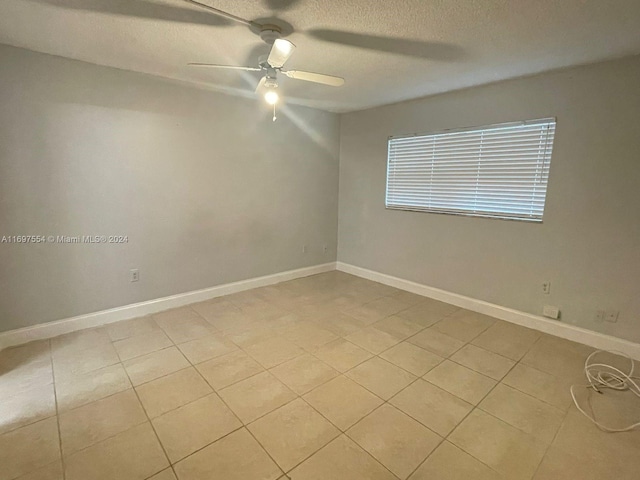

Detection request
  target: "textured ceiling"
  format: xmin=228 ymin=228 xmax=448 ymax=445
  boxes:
xmin=1 ymin=0 xmax=639 ymax=112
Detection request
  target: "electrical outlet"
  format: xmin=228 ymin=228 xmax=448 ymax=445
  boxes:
xmin=605 ymin=310 xmax=619 ymax=323
xmin=323 ymin=244 xmax=328 ymax=254
xmin=542 ymin=281 xmax=551 ymax=295
xmin=302 ymin=245 xmax=307 ymax=254
xmin=595 ymin=310 xmax=606 ymax=322
xmin=543 ymin=305 xmax=560 ymax=319
xmin=130 ymin=269 xmax=139 ymax=282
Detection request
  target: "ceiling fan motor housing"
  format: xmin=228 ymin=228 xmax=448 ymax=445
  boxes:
xmin=259 ymin=25 xmax=282 ymax=45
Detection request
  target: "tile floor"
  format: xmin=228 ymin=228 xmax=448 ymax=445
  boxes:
xmin=1 ymin=271 xmax=639 ymax=480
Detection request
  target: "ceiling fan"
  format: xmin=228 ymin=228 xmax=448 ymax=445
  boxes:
xmin=186 ymin=4 xmax=345 ymax=115
xmin=36 ymin=1 xmax=465 ymax=114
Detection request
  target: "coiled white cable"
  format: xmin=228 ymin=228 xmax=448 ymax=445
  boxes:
xmin=570 ymin=349 xmax=640 ymax=432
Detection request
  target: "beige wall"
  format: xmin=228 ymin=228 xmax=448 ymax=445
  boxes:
xmin=0 ymin=45 xmax=340 ymax=332
xmin=338 ymin=56 xmax=640 ymax=342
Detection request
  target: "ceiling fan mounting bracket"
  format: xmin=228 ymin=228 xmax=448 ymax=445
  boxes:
xmin=259 ymin=24 xmax=283 ymax=45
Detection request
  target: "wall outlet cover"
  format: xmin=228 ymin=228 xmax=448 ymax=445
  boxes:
xmin=543 ymin=305 xmax=560 ymax=319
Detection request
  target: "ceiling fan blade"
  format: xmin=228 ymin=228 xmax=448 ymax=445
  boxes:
xmin=282 ymin=70 xmax=344 ymax=87
xmin=306 ymin=29 xmax=466 ymax=61
xmin=35 ymin=0 xmax=231 ymax=27
xmin=267 ymin=39 xmax=296 ymax=68
xmin=183 ymin=0 xmax=260 ymax=28
xmin=255 ymin=76 xmax=267 ymax=94
xmin=263 ymin=0 xmax=301 ymax=11
xmin=188 ymin=63 xmax=262 ymax=72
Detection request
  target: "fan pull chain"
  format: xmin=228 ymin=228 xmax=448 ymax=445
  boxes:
xmin=273 ymin=103 xmax=277 ymax=122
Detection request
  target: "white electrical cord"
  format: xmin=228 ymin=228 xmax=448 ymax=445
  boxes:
xmin=570 ymin=349 xmax=640 ymax=432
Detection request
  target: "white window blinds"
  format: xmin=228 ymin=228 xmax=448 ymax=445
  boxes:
xmin=386 ymin=118 xmax=556 ymax=222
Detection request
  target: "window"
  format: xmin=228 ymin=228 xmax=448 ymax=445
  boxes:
xmin=386 ymin=118 xmax=556 ymax=222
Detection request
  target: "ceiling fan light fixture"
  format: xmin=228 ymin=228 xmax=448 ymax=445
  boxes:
xmin=273 ymin=38 xmax=294 ymax=55
xmin=264 ymin=89 xmax=279 ymax=105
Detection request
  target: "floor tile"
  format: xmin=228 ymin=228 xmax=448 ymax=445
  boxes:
xmin=239 ymin=301 xmax=288 ymax=322
xmin=371 ymin=315 xmax=425 ymax=340
xmin=173 ymin=428 xmax=281 ymax=480
xmin=533 ymin=444 xmax=635 ymax=480
xmin=433 ymin=309 xmax=496 ymax=342
xmin=248 ymin=399 xmax=339 ymax=471
xmin=450 ymin=344 xmax=515 ymax=380
xmin=55 ymin=363 xmax=131 ymax=412
xmin=203 ymin=308 xmax=257 ymax=332
xmin=550 ymin=407 xmax=640 ymax=475
xmin=313 ymin=313 xmax=367 ymax=337
xmin=218 ymin=371 xmax=297 ymax=423
xmin=106 ymin=316 xmax=160 ymax=342
xmin=569 ymin=378 xmax=640 ymax=432
xmin=123 ymin=347 xmax=190 ymax=386
xmin=288 ymin=435 xmax=396 ymax=480
xmin=409 ymin=441 xmax=502 ymax=480
xmin=196 ymin=350 xmax=264 ymax=390
xmin=380 ymin=342 xmax=443 ymax=376
xmin=147 ymin=469 xmax=177 ymax=480
xmin=270 ymin=354 xmax=338 ymax=395
xmin=244 ymin=336 xmax=305 ymax=369
xmin=113 ymin=330 xmax=173 ymax=361
xmin=471 ymin=321 xmax=541 ymax=360
xmin=190 ymin=299 xmax=243 ymax=325
xmin=53 ymin=342 xmax=119 ymax=379
xmin=153 ymin=393 xmax=242 ymax=462
xmin=345 ymin=296 xmax=412 ymax=324
xmin=0 ymin=417 xmax=60 ymax=480
xmin=14 ymin=461 xmax=63 ymax=480
xmin=224 ymin=325 xmax=277 ymax=348
xmin=521 ymin=335 xmax=593 ymax=378
xmin=303 ymin=376 xmax=383 ymax=430
xmin=346 ymin=357 xmax=416 ymax=400
xmin=136 ymin=367 xmax=212 ymax=418
xmin=153 ymin=308 xmax=215 ymax=344
xmin=59 ymin=389 xmax=147 ymax=455
xmin=345 ymin=327 xmax=400 ymax=354
xmin=407 ymin=328 xmax=465 ymax=357
xmin=51 ymin=329 xmax=111 ymax=357
xmin=389 ymin=291 xmax=428 ymax=307
xmin=312 ymin=339 xmax=372 ymax=373
xmin=390 ymin=379 xmax=473 ymax=436
xmin=449 ymin=409 xmax=547 ymax=480
xmin=0 ymin=342 xmax=53 ymax=396
xmin=347 ymin=404 xmax=441 ymax=479
xmin=502 ymin=363 xmax=576 ymax=411
xmin=396 ymin=300 xmax=458 ymax=327
xmin=64 ymin=423 xmax=168 ymax=480
xmin=177 ymin=334 xmax=238 ymax=364
xmin=479 ymin=384 xmax=565 ymax=444
xmin=423 ymin=360 xmax=496 ymax=405
xmin=279 ymin=322 xmax=339 ymax=351
xmin=291 ymin=302 xmax=341 ymax=322
xmin=0 ymin=382 xmax=56 ymax=435
xmin=0 ymin=340 xmax=50 ymax=368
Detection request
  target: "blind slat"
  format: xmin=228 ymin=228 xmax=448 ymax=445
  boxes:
xmin=386 ymin=119 xmax=556 ymax=222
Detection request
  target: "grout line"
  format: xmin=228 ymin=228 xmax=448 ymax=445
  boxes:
xmin=49 ymin=339 xmax=67 ymax=480
xmin=123 ymin=366 xmax=175 ymax=477
xmin=177 ymin=335 xmax=288 ymax=478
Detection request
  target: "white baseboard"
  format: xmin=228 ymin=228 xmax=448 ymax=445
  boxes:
xmin=0 ymin=262 xmax=336 ymax=350
xmin=5 ymin=259 xmax=638 ymax=360
xmin=337 ymin=262 xmax=640 ymax=360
